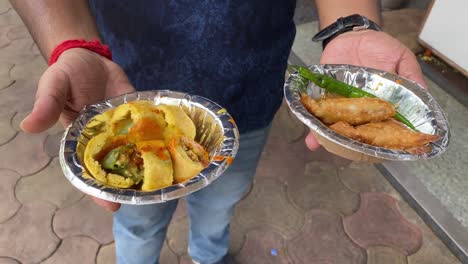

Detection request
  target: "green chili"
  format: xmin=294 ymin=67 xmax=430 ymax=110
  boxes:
xmin=292 ymin=65 xmax=416 ymax=130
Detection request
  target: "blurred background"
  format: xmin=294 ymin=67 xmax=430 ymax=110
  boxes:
xmin=0 ymin=0 xmax=466 ymax=263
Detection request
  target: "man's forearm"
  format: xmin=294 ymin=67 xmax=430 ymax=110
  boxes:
xmin=315 ymin=0 xmax=381 ymax=29
xmin=10 ymin=0 xmax=100 ymax=59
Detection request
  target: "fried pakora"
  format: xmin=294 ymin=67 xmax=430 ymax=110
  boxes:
xmin=300 ymin=95 xmax=396 ymax=125
xmin=83 ymin=101 xmax=209 ymax=191
xmin=168 ymin=135 xmax=210 ymax=184
xmin=330 ymin=120 xmax=440 ymax=150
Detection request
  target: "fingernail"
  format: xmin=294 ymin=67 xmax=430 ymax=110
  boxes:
xmin=19 ymin=114 xmax=30 ymax=132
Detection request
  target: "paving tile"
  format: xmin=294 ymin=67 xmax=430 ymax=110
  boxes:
xmin=160 ymin=241 xmax=179 ymax=264
xmin=255 ymin=131 xmax=311 ymax=183
xmin=367 ymin=246 xmax=407 ymax=264
xmin=257 ymin=103 xmax=350 ymax=184
xmin=229 ymin=218 xmax=246 ymax=255
xmin=0 ymin=9 xmax=22 ymax=27
xmin=337 ymin=162 xmax=396 ymax=194
xmin=287 ymin=160 xmax=360 ymax=215
xmin=398 ymin=202 xmax=460 ymax=264
xmin=0 ymin=169 xmax=21 ymax=223
xmin=235 ymin=178 xmax=304 ymax=239
xmin=0 ymin=257 xmax=19 ymax=264
xmin=53 ymin=196 xmax=114 ymax=244
xmin=30 ymin=42 xmax=41 ymax=56
xmin=270 ymin=102 xmax=306 ymax=144
xmin=407 ymin=235 xmax=461 ymax=264
xmin=408 ymin=90 xmax=468 ymax=228
xmin=10 ymin=111 xmax=27 ymax=131
xmin=344 ymin=193 xmax=423 ymax=256
xmin=0 ymin=132 xmax=50 ymax=175
xmin=0 ymin=25 xmax=12 ymax=48
xmin=6 ymin=25 xmax=30 ymax=40
xmin=0 ymin=109 xmax=16 ymax=145
xmin=291 ymin=21 xmax=321 ymax=66
xmin=0 ymin=79 xmax=36 ymax=113
xmin=294 ymin=0 xmax=318 ymax=25
xmin=0 ymin=38 xmax=37 ymax=65
xmin=235 ymin=228 xmax=290 ymax=264
xmin=0 ymin=62 xmax=14 ymax=90
xmin=10 ymin=55 xmax=46 ymax=81
xmin=42 ymin=236 xmax=100 ymax=264
xmin=167 ymin=216 xmax=189 ymax=256
xmin=0 ymin=201 xmax=59 ymax=264
xmin=16 ymin=157 xmax=84 ymax=208
xmin=382 ymin=9 xmax=425 ymax=53
xmin=287 ymin=209 xmax=366 ymax=264
xmin=0 ymin=0 xmax=11 ymax=13
xmin=44 ymin=132 xmax=62 ymax=157
xmin=96 ymin=243 xmax=116 ymax=264
xmin=425 ymin=77 xmax=450 ymax=109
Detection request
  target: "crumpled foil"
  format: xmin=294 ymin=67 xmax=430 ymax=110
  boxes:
xmin=284 ymin=64 xmax=450 ymax=161
xmin=59 ymin=90 xmax=239 ymax=204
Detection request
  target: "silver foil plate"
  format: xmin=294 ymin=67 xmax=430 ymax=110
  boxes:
xmin=284 ymin=64 xmax=450 ymax=161
xmin=59 ymin=90 xmax=239 ymax=204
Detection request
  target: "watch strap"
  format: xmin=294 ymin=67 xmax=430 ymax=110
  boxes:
xmin=312 ymin=14 xmax=381 ymax=49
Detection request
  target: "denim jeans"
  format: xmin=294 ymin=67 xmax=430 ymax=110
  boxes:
xmin=113 ymin=126 xmax=271 ymax=264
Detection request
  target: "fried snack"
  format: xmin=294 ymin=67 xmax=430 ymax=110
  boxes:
xmin=83 ymin=100 xmax=211 ymax=190
xmin=136 ymin=140 xmax=174 ymax=191
xmin=300 ymin=95 xmax=396 ymax=125
xmin=155 ymin=105 xmax=196 ymax=140
xmin=83 ymin=109 xmax=115 ymax=136
xmin=167 ymin=135 xmax=210 ymax=183
xmin=330 ymin=119 xmax=440 ymax=150
xmin=111 ymin=101 xmax=167 ymax=141
xmin=84 ymin=133 xmax=137 ymax=188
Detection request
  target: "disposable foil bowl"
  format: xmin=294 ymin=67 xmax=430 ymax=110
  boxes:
xmin=284 ymin=64 xmax=450 ymax=162
xmin=59 ymin=90 xmax=239 ymax=204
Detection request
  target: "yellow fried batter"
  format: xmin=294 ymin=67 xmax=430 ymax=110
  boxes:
xmin=84 ymin=133 xmax=135 ymax=188
xmin=167 ymin=135 xmax=210 ymax=184
xmin=83 ymin=100 xmax=211 ymax=191
xmin=301 ymin=95 xmax=396 ymax=125
xmin=111 ymin=101 xmax=167 ymax=141
xmin=155 ymin=105 xmax=196 ymax=140
xmin=330 ymin=120 xmax=440 ymax=150
xmin=136 ymin=140 xmax=174 ymax=191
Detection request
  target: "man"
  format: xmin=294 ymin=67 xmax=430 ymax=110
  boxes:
xmin=12 ymin=0 xmax=425 ymax=263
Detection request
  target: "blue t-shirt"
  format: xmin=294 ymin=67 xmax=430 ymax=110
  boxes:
xmin=89 ymin=0 xmax=296 ymax=133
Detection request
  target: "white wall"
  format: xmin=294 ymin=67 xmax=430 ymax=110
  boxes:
xmin=419 ymin=0 xmax=468 ymax=75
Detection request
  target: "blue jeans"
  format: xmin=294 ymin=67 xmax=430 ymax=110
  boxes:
xmin=114 ymin=126 xmax=270 ymax=264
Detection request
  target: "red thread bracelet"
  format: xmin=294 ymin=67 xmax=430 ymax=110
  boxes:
xmin=48 ymin=39 xmax=113 ymax=66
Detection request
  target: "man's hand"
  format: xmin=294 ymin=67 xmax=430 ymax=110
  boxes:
xmin=21 ymin=48 xmax=134 ymax=211
xmin=305 ymin=30 xmax=427 ymax=151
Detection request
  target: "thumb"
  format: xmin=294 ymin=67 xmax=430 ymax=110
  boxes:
xmin=397 ymin=50 xmax=428 ymax=89
xmin=21 ymin=65 xmax=70 ymax=133
xmin=305 ymin=131 xmax=321 ymax=151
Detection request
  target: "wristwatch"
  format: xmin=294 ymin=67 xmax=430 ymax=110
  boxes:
xmin=312 ymin=14 xmax=381 ymax=49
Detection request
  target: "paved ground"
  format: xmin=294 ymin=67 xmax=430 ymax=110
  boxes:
xmin=0 ymin=1 xmax=461 ymax=263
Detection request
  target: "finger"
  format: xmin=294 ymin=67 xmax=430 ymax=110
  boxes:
xmin=305 ymin=131 xmax=321 ymax=151
xmin=396 ymin=50 xmax=428 ymax=89
xmin=21 ymin=65 xmax=70 ymax=133
xmin=111 ymin=81 xmax=135 ymax=97
xmin=90 ymin=196 xmax=121 ymax=211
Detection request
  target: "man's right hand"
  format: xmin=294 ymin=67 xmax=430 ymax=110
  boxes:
xmin=21 ymin=48 xmax=135 ymax=211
